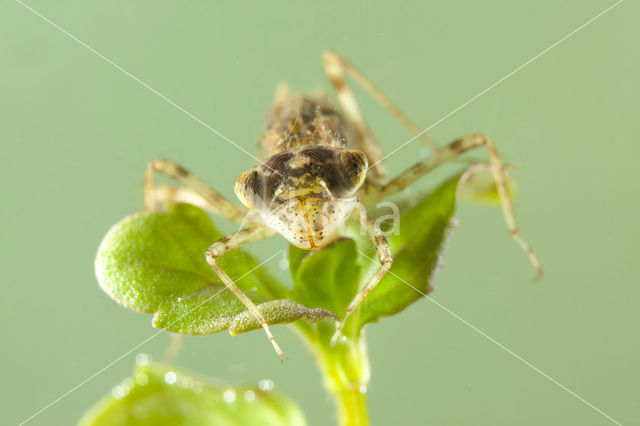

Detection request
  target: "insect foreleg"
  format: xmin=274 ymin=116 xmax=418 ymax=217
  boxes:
xmin=205 ymin=225 xmax=286 ymax=359
xmin=330 ymin=203 xmax=393 ymax=346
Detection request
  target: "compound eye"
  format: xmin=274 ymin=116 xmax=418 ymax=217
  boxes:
xmin=338 ymin=150 xmax=368 ymax=191
xmin=234 ymin=169 xmax=263 ymax=209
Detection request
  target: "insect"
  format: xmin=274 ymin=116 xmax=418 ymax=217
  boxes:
xmin=144 ymin=52 xmax=542 ymax=359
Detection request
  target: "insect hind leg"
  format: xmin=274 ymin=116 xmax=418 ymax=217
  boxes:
xmin=379 ymin=133 xmax=542 ymax=277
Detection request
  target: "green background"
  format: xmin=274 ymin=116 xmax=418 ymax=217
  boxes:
xmin=2 ymin=1 xmax=638 ymax=425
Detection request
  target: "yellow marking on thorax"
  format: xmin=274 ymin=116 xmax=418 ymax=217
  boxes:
xmin=288 ymin=155 xmax=311 ymax=169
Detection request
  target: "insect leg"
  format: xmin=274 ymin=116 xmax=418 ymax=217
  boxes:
xmin=380 ymin=132 xmax=542 ymax=277
xmin=163 ymin=332 xmax=184 ymax=364
xmin=323 ymin=51 xmax=388 ymax=183
xmin=151 ymin=184 xmax=236 ymax=216
xmin=144 ymin=158 xmax=246 ymax=224
xmin=330 ymin=203 xmax=393 ymax=346
xmin=205 ymin=225 xmax=286 ymax=359
xmin=323 ymin=50 xmax=438 ymax=153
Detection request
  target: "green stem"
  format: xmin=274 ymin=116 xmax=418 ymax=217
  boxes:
xmin=296 ymin=322 xmax=370 ymax=426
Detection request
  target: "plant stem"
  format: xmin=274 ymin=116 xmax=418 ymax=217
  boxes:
xmin=320 ymin=347 xmax=369 ymax=426
xmin=296 ymin=323 xmax=370 ymax=426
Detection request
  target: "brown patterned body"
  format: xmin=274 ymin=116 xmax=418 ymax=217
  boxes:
xmin=259 ymin=95 xmax=351 ymax=158
xmin=234 ymin=94 xmax=367 ymax=249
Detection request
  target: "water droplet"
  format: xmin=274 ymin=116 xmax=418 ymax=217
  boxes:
xmin=122 ymin=378 xmax=134 ymax=391
xmin=135 ymin=353 xmax=151 ymax=366
xmin=359 ymin=385 xmax=367 ymax=394
xmin=223 ymin=389 xmax=236 ymax=403
xmin=258 ymin=379 xmax=274 ymax=391
xmin=278 ymin=258 xmax=289 ymax=270
xmin=192 ymin=381 xmax=203 ymax=393
xmin=135 ymin=372 xmax=148 ymax=386
xmin=112 ymin=385 xmax=127 ymax=399
xmin=164 ymin=371 xmax=177 ymax=385
xmin=244 ymin=390 xmax=256 ymax=402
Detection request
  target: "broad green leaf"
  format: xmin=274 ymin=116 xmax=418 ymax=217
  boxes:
xmin=95 ymin=203 xmax=334 ymax=335
xmin=95 ymin=203 xmax=284 ymax=311
xmin=290 ymin=239 xmax=361 ymax=318
xmin=354 ymin=175 xmax=461 ymax=328
xmin=286 ymin=174 xmax=464 ymax=336
xmin=79 ymin=362 xmax=306 ymax=426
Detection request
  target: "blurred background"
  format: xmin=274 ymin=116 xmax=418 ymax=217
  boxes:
xmin=2 ymin=1 xmax=638 ymax=424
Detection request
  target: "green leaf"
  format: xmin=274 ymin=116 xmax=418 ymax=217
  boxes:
xmin=287 ymin=245 xmax=308 ymax=281
xmin=285 ymin=174 xmax=464 ymax=337
xmin=354 ymin=174 xmax=461 ymax=328
xmin=154 ymin=285 xmax=336 ymax=335
xmin=290 ymin=239 xmax=361 ymax=318
xmin=96 ymin=203 xmax=222 ymax=313
xmin=79 ymin=362 xmax=306 ymax=426
xmin=95 ymin=203 xmax=334 ymax=335
xmin=457 ymin=164 xmax=516 ymax=205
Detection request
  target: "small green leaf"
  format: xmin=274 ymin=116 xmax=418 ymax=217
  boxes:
xmin=354 ymin=175 xmax=461 ymax=328
xmin=96 ymin=203 xmax=333 ymax=335
xmin=457 ymin=164 xmax=516 ymax=205
xmin=95 ymin=203 xmax=223 ymax=313
xmin=290 ymin=239 xmax=361 ymax=318
xmin=79 ymin=362 xmax=306 ymax=426
xmin=153 ymin=284 xmax=336 ymax=335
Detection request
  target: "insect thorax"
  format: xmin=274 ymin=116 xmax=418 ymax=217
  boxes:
xmin=258 ymin=94 xmax=354 ymax=156
xmin=234 ymin=95 xmax=367 ymax=249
